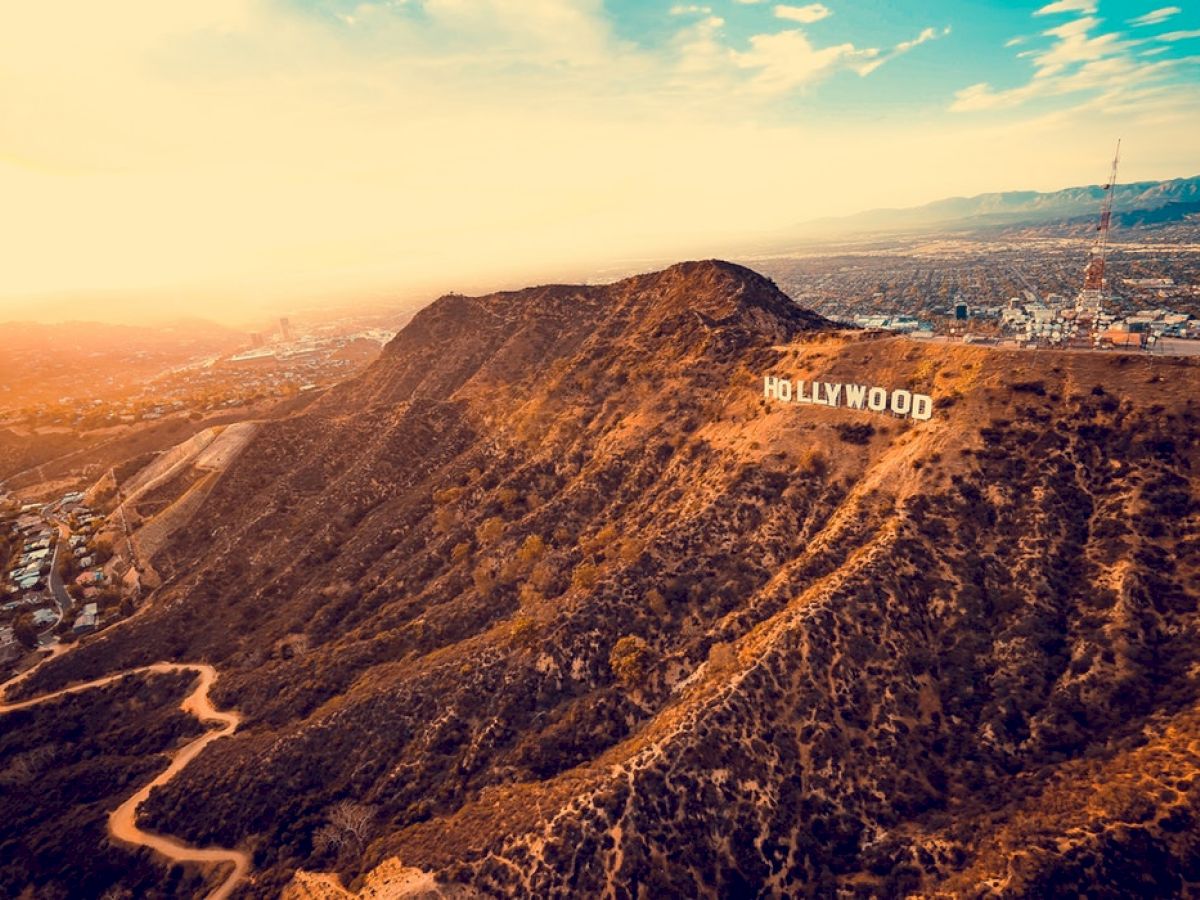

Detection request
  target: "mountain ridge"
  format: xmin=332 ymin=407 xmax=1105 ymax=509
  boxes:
xmin=8 ymin=261 xmax=1200 ymax=898
xmin=791 ymin=175 xmax=1200 ymax=237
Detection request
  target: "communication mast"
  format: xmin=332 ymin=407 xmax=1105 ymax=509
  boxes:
xmin=1077 ymin=140 xmax=1121 ymax=316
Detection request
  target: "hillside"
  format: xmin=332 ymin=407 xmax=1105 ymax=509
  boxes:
xmin=9 ymin=260 xmax=1200 ymax=898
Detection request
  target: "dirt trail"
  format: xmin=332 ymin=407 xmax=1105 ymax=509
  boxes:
xmin=0 ymin=662 xmax=249 ymax=900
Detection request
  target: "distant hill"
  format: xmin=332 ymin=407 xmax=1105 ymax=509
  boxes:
xmin=793 ymin=175 xmax=1200 ymax=237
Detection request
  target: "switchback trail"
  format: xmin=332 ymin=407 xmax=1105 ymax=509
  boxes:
xmin=0 ymin=662 xmax=249 ymax=900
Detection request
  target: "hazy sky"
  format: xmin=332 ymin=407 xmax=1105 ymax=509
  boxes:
xmin=2 ymin=0 xmax=1198 ymax=325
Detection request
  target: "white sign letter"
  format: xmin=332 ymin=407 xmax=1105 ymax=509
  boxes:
xmin=764 ymin=376 xmax=793 ymax=401
xmin=912 ymin=394 xmax=933 ymax=421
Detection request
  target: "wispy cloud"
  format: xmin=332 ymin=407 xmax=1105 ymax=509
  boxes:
xmin=774 ymin=4 xmax=831 ymax=24
xmin=733 ymin=31 xmax=876 ymax=91
xmin=952 ymin=6 xmax=1193 ymax=112
xmin=1156 ymin=29 xmax=1200 ymax=40
xmin=1128 ymin=6 xmax=1181 ymax=27
xmin=1034 ymin=0 xmax=1097 ymax=16
xmin=858 ymin=26 xmax=950 ymax=76
xmin=731 ymin=23 xmax=947 ymax=91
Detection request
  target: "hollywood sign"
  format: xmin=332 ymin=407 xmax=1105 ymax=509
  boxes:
xmin=763 ymin=375 xmax=933 ymax=421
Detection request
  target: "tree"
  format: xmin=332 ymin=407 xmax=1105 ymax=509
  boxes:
xmin=328 ymin=801 xmax=375 ymax=851
xmin=646 ymin=588 xmax=668 ymax=618
xmin=617 ymin=537 xmax=643 ymax=564
xmin=572 ymin=562 xmax=599 ymax=591
xmin=516 ymin=534 xmax=546 ymax=568
xmin=583 ymin=524 xmax=618 ymax=556
xmin=473 ymin=561 xmax=497 ymax=596
xmin=477 ymin=516 xmax=504 ymax=545
xmin=434 ymin=505 xmax=458 ymax=535
xmin=314 ymin=801 xmax=376 ymax=857
xmin=12 ymin=613 xmax=38 ymax=650
xmin=433 ymin=486 xmax=464 ymax=505
xmin=609 ymin=635 xmax=655 ymax=689
xmin=511 ymin=614 xmax=538 ymax=645
xmin=518 ymin=582 xmax=543 ymax=608
xmin=799 ymin=449 xmax=828 ymax=477
xmin=529 ymin=561 xmax=555 ymax=593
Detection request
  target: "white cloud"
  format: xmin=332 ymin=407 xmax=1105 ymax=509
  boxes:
xmin=1005 ymin=36 xmax=1025 ymax=47
xmin=774 ymin=4 xmax=831 ymax=24
xmin=1034 ymin=0 xmax=1097 ymax=15
xmin=1037 ymin=17 xmax=1127 ymax=70
xmin=732 ymin=23 xmax=947 ymax=90
xmin=670 ymin=4 xmax=711 ymax=15
xmin=1128 ymin=6 xmax=1181 ymax=26
xmin=898 ymin=25 xmax=949 ymax=53
xmin=670 ymin=13 xmax=731 ymax=76
xmin=858 ymin=26 xmax=950 ymax=76
xmin=949 ymin=7 xmax=1196 ymax=112
xmin=733 ymin=30 xmax=870 ymax=91
xmin=1156 ymin=29 xmax=1200 ymax=40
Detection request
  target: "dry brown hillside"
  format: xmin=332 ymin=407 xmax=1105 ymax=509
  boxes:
xmin=13 ymin=261 xmax=1200 ymax=898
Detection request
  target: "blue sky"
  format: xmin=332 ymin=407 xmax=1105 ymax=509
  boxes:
xmin=287 ymin=0 xmax=1199 ymax=122
xmin=1 ymin=0 xmax=1198 ymax=320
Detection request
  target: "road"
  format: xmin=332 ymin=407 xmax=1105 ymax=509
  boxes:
xmin=46 ymin=522 xmax=74 ymax=618
xmin=0 ymin=662 xmax=249 ymax=900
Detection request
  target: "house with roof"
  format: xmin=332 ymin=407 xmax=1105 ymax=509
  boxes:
xmin=0 ymin=626 xmax=17 ymax=663
xmin=75 ymin=570 xmax=105 ymax=587
xmin=73 ymin=602 xmax=99 ymax=634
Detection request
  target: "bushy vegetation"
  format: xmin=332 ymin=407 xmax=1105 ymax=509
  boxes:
xmin=609 ymin=635 xmax=655 ymax=689
xmin=0 ymin=672 xmax=210 ymax=899
xmin=834 ymin=423 xmax=875 ymax=445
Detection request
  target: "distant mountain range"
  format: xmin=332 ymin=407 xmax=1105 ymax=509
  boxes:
xmin=794 ymin=175 xmax=1200 ymax=237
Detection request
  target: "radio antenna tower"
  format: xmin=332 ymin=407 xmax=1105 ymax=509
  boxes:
xmin=1079 ymin=140 xmax=1121 ymax=313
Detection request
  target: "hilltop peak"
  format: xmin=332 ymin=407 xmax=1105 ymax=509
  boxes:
xmin=367 ymin=262 xmax=830 ymax=405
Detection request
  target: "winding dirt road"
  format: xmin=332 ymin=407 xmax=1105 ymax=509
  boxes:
xmin=0 ymin=662 xmax=249 ymax=899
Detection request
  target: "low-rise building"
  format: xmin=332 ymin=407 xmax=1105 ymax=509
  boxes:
xmin=0 ymin=626 xmax=17 ymax=663
xmin=73 ymin=602 xmax=99 ymax=634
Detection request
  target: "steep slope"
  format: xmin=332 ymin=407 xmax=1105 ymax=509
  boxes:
xmin=14 ymin=261 xmax=1200 ymax=898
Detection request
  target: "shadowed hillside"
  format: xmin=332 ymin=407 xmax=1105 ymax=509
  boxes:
xmin=13 ymin=261 xmax=1200 ymax=898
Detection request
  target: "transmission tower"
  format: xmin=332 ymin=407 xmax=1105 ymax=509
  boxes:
xmin=1081 ymin=139 xmax=1121 ymax=296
